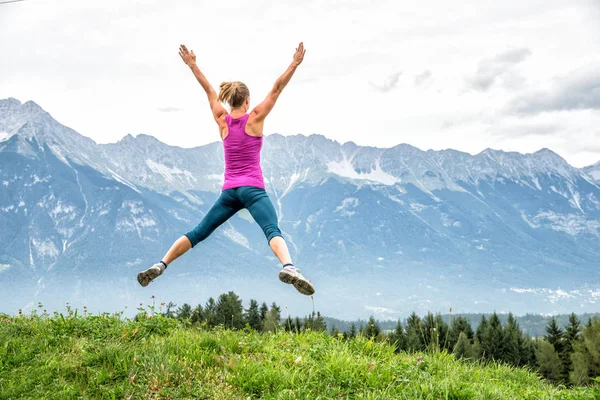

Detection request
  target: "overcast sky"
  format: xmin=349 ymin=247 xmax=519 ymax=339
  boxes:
xmin=1 ymin=0 xmax=599 ymax=167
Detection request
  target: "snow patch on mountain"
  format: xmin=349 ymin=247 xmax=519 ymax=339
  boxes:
xmin=223 ymin=226 xmax=250 ymax=249
xmin=441 ymin=213 xmax=461 ymax=228
xmin=49 ymin=201 xmax=77 ymax=219
xmin=106 ymin=168 xmax=141 ymax=193
xmin=24 ymin=174 xmax=50 ymax=187
xmin=32 ymin=238 xmax=59 ymax=258
xmin=327 ymin=157 xmax=398 ymax=186
xmin=521 ymin=210 xmax=600 ymax=236
xmin=207 ymin=173 xmax=224 ymax=181
xmin=145 ymin=159 xmax=197 ymax=184
xmin=117 ymin=201 xmax=158 ymax=238
xmin=335 ymin=198 xmax=359 ymax=217
xmin=364 ymin=305 xmax=396 ymax=315
xmin=509 ymin=287 xmax=600 ymax=304
xmin=0 ymin=131 xmax=11 ymax=142
xmin=0 ymin=264 xmax=11 ymax=272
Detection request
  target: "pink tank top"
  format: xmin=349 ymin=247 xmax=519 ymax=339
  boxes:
xmin=222 ymin=114 xmax=265 ymax=190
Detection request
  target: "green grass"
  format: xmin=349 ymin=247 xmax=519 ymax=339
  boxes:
xmin=0 ymin=313 xmax=598 ymax=399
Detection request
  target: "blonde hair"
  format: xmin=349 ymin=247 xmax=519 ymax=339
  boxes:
xmin=217 ymin=81 xmax=250 ymax=108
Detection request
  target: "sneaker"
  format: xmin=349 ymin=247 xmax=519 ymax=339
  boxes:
xmin=278 ymin=265 xmax=315 ymax=296
xmin=137 ymin=263 xmax=165 ymax=287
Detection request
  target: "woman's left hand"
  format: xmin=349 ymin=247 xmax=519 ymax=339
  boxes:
xmin=179 ymin=44 xmax=196 ymax=67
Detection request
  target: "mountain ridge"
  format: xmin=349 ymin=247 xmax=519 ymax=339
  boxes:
xmin=1 ymin=97 xmax=599 ymax=319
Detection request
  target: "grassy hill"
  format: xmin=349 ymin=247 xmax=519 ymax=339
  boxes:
xmin=1 ymin=311 xmax=598 ymax=399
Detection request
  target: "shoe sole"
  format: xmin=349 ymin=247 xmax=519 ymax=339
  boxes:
xmin=137 ymin=269 xmax=160 ymax=287
xmin=279 ymin=270 xmax=315 ymax=296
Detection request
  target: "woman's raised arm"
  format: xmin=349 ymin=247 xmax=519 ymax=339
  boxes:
xmin=179 ymin=44 xmax=227 ymax=124
xmin=251 ymin=42 xmax=306 ymax=122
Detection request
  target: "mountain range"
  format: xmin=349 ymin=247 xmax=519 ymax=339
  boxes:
xmin=1 ymin=97 xmax=599 ymax=319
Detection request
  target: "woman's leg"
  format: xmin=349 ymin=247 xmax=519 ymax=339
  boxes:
xmin=240 ymin=187 xmax=291 ymax=265
xmin=138 ymin=190 xmax=241 ymax=287
xmin=241 ymin=186 xmax=315 ymax=295
xmin=161 ymin=236 xmax=192 ymax=265
xmin=267 ymin=236 xmax=292 ymax=266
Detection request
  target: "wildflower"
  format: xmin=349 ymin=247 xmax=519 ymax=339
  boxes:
xmin=140 ymin=302 xmax=143 ymax=306
xmin=368 ymin=361 xmax=376 ymax=371
xmin=129 ymin=373 xmax=136 ymax=383
xmin=416 ymin=356 xmax=423 ymax=361
xmin=417 ymin=360 xmax=422 ymax=366
xmin=18 ymin=309 xmax=22 ymax=315
xmin=294 ymin=356 xmax=302 ymax=364
xmin=151 ymin=295 xmax=155 ymax=299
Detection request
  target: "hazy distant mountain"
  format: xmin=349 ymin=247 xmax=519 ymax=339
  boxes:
xmin=1 ymin=98 xmax=599 ymax=319
xmin=583 ymin=161 xmax=600 ymax=183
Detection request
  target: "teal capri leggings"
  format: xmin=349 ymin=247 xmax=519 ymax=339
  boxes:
xmin=184 ymin=186 xmax=282 ymax=248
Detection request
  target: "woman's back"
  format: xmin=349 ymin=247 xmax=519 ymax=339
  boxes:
xmin=222 ymin=114 xmax=264 ymax=190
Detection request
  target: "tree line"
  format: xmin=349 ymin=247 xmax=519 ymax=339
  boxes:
xmin=150 ymin=292 xmax=600 ymax=387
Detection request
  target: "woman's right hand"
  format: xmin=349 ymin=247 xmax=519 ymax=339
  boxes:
xmin=179 ymin=44 xmax=197 ymax=67
xmin=292 ymin=42 xmax=306 ymax=67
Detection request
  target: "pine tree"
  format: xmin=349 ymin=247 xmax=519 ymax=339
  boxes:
xmin=562 ymin=313 xmax=581 ymax=380
xmin=503 ymin=313 xmax=522 ymax=366
xmin=346 ymin=322 xmax=357 ymax=339
xmin=406 ymin=312 xmax=424 ymax=351
xmin=259 ymin=302 xmax=269 ymax=322
xmin=270 ymin=302 xmax=281 ymax=323
xmin=435 ymin=314 xmax=450 ymax=351
xmin=521 ymin=336 xmax=537 ymax=367
xmin=453 ymin=331 xmax=473 ymax=360
xmin=475 ymin=315 xmax=488 ymax=344
xmin=204 ymin=297 xmax=217 ymax=327
xmin=364 ymin=316 xmax=381 ymax=339
xmin=389 ymin=321 xmax=406 ymax=352
xmin=294 ymin=316 xmax=303 ymax=333
xmin=330 ymin=326 xmax=340 ymax=337
xmin=421 ymin=312 xmax=436 ymax=350
xmin=245 ymin=299 xmax=261 ymax=331
xmin=191 ymin=304 xmax=204 ymax=325
xmin=315 ymin=312 xmax=327 ymax=332
xmin=536 ymin=340 xmax=562 ymax=382
xmin=164 ymin=301 xmax=177 ymax=319
xmin=544 ymin=317 xmax=564 ymax=354
xmin=570 ymin=317 xmax=600 ymax=385
xmin=176 ymin=303 xmax=193 ymax=320
xmin=284 ymin=316 xmax=294 ymax=332
xmin=215 ymin=291 xmax=244 ymax=329
xmin=449 ymin=316 xmax=474 ymax=351
xmin=262 ymin=309 xmax=279 ymax=332
xmin=481 ymin=313 xmax=503 ymax=361
xmin=305 ymin=312 xmax=316 ymax=331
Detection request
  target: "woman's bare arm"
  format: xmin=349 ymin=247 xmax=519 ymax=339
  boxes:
xmin=251 ymin=42 xmax=306 ymax=122
xmin=179 ymin=44 xmax=227 ymax=124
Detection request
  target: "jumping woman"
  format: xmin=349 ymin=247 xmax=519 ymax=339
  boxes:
xmin=137 ymin=42 xmax=315 ymax=296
